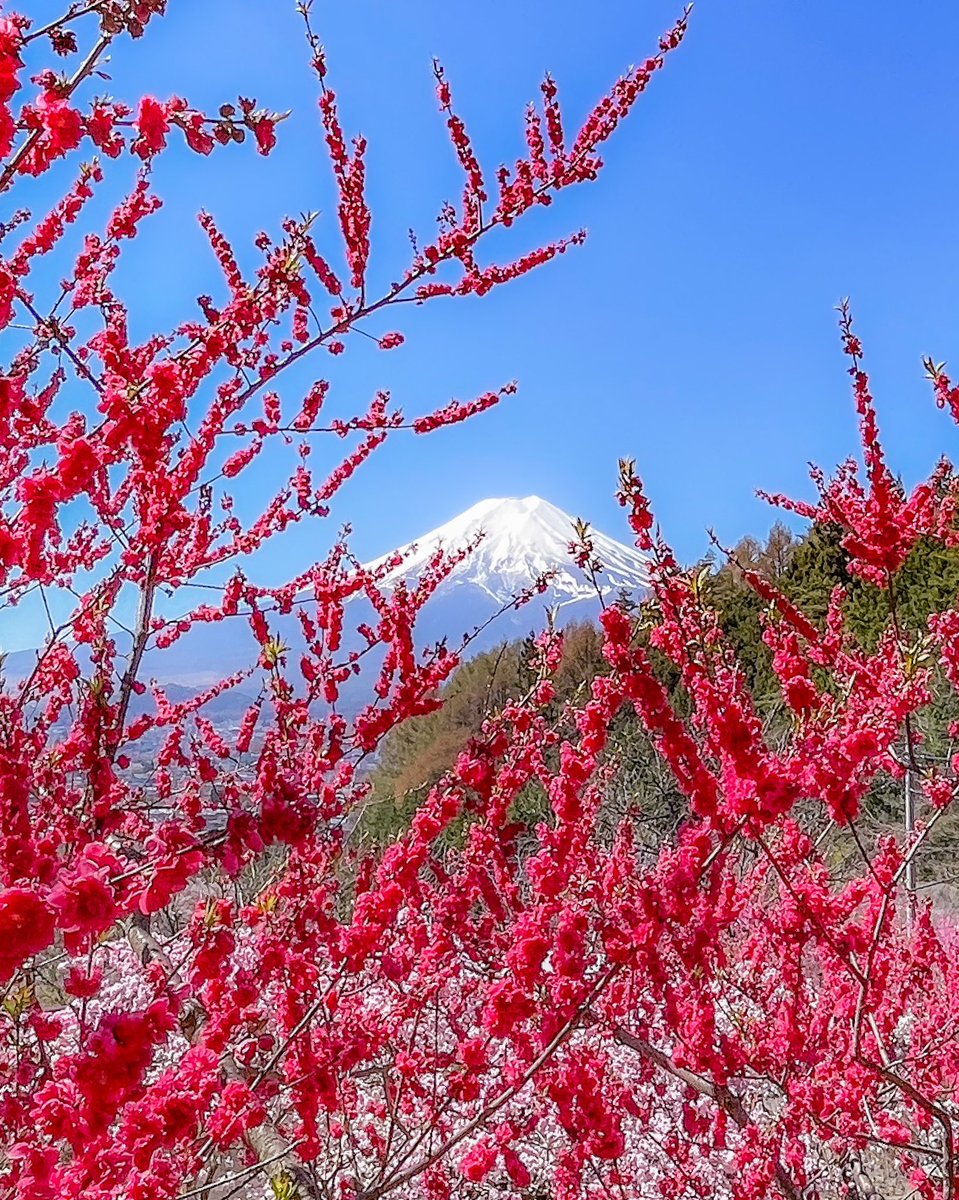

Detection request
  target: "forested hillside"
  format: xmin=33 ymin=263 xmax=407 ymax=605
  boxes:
xmin=364 ymin=520 xmax=959 ymax=891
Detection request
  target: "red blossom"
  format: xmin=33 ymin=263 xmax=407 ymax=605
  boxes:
xmin=132 ymin=95 xmax=170 ymax=159
xmin=19 ymin=90 xmax=83 ymax=174
xmin=48 ymin=864 xmax=117 ymax=941
xmin=0 ymin=888 xmax=55 ymax=981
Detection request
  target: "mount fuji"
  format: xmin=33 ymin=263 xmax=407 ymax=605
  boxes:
xmin=364 ymin=495 xmax=649 ymax=653
xmin=3 ymin=497 xmax=649 ymax=701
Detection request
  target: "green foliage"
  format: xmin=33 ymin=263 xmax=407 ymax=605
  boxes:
xmin=781 ymin=524 xmax=959 ymax=650
xmin=270 ymin=1172 xmax=303 ymax=1200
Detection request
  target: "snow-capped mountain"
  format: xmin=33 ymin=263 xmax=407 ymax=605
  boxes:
xmin=367 ymin=495 xmax=649 ymax=615
xmin=346 ymin=493 xmax=649 ymax=676
xmin=3 ymin=497 xmax=648 ymax=698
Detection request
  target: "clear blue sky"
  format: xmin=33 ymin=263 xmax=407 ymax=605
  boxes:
xmin=8 ymin=1 xmax=956 ymax=646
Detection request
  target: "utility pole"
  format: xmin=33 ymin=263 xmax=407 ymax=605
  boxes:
xmin=904 ymin=766 xmax=917 ymax=927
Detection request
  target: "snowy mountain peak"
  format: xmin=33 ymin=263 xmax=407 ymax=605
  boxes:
xmin=5 ymin=497 xmax=648 ymax=693
xmin=365 ymin=495 xmax=649 ymax=608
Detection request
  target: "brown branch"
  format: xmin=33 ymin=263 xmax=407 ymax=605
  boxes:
xmin=24 ymin=2 xmax=104 ymax=44
xmin=0 ymin=35 xmax=113 ymax=192
xmin=607 ymin=1022 xmax=804 ymax=1200
xmin=110 ymin=552 xmax=157 ymax=752
xmin=361 ymin=970 xmax=618 ymax=1200
xmin=125 ymin=924 xmax=322 ymax=1200
xmin=17 ymin=292 xmax=105 ymax=395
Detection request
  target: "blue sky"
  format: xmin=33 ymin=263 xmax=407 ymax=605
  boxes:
xmin=7 ymin=1 xmax=956 ymax=646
